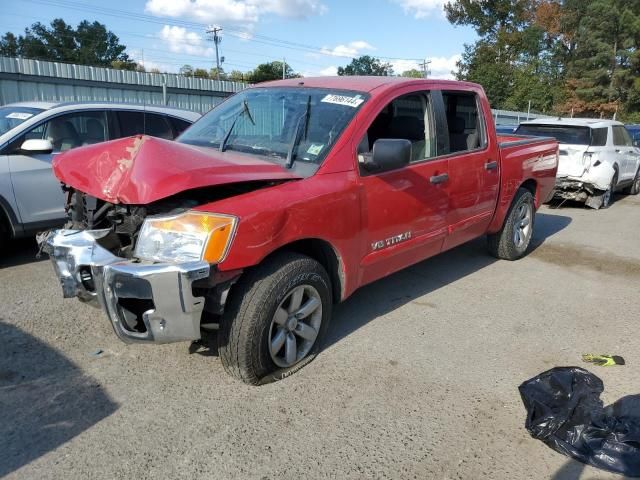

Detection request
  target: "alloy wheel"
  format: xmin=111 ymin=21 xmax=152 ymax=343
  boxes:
xmin=268 ymin=285 xmax=323 ymax=368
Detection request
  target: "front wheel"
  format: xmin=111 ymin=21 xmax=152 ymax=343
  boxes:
xmin=218 ymin=252 xmax=332 ymax=385
xmin=487 ymin=188 xmax=535 ymax=261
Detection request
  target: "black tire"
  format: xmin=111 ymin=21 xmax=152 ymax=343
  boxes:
xmin=601 ymin=172 xmax=618 ymax=209
xmin=218 ymin=252 xmax=332 ymax=385
xmin=487 ymin=188 xmax=535 ymax=261
xmin=622 ymin=167 xmax=640 ymax=195
xmin=0 ymin=213 xmax=9 ymax=253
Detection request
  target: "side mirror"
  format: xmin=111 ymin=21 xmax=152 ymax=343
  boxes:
xmin=20 ymin=138 xmax=54 ymax=153
xmin=362 ymin=139 xmax=411 ymax=173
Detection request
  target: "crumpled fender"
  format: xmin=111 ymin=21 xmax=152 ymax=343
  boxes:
xmin=562 ymin=162 xmax=615 ymax=191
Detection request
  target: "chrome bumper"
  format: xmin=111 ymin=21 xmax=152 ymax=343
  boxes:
xmin=41 ymin=229 xmax=210 ymax=344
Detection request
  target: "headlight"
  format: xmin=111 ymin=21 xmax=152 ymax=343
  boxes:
xmin=135 ymin=212 xmax=237 ymax=263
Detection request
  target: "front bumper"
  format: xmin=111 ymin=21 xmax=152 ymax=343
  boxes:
xmin=41 ymin=229 xmax=210 ymax=344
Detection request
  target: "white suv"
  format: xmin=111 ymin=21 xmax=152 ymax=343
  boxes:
xmin=516 ymin=118 xmax=640 ymax=209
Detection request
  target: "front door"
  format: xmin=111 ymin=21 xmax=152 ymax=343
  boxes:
xmin=357 ymin=90 xmax=450 ymax=286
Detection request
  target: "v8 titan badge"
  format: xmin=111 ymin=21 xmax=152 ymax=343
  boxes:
xmin=371 ymin=232 xmax=412 ymax=251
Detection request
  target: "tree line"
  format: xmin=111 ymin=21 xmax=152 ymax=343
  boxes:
xmin=4 ymin=7 xmax=637 ymax=120
xmin=445 ymin=0 xmax=640 ymax=121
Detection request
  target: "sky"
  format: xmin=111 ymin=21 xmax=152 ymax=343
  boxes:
xmin=2 ymin=0 xmax=477 ymax=79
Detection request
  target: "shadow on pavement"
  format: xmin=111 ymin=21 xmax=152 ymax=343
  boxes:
xmin=326 ymin=211 xmax=572 ymax=348
xmin=0 ymin=238 xmax=46 ymax=269
xmin=0 ymin=321 xmax=118 ymax=477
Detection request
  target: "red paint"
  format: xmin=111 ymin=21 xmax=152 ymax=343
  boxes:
xmin=52 ymin=135 xmax=301 ymax=204
xmin=53 ymin=78 xmax=558 ymax=301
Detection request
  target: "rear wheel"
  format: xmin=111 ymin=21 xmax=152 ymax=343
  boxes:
xmin=487 ymin=188 xmax=535 ymax=261
xmin=0 ymin=212 xmax=9 ymax=252
xmin=600 ymin=172 xmax=618 ymax=209
xmin=622 ymin=167 xmax=640 ymax=195
xmin=218 ymin=252 xmax=332 ymax=385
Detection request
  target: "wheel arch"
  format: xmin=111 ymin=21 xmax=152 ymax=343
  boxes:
xmin=0 ymin=194 xmax=19 ymax=238
xmin=261 ymin=238 xmax=345 ymax=303
xmin=520 ymin=178 xmax=538 ymax=206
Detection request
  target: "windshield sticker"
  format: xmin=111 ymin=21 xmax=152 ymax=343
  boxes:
xmin=307 ymin=144 xmax=324 ymax=155
xmin=321 ymin=94 xmax=364 ymax=108
xmin=6 ymin=112 xmax=33 ymax=120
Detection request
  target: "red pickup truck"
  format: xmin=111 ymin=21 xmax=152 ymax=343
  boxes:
xmin=42 ymin=77 xmax=558 ymax=385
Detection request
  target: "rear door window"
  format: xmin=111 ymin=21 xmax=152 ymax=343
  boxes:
xmin=613 ymin=126 xmax=632 ymax=146
xmin=440 ymin=92 xmax=485 ymax=154
xmin=170 ymin=117 xmax=192 ymax=135
xmin=116 ymin=111 xmax=175 ymax=139
xmin=144 ymin=113 xmax=174 ymax=139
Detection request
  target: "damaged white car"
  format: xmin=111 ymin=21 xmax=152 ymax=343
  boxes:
xmin=517 ymin=119 xmax=640 ymax=209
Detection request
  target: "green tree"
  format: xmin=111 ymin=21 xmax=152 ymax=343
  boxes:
xmin=560 ymin=0 xmax=640 ymax=117
xmin=227 ymin=69 xmax=246 ymax=82
xmin=1 ymin=19 xmax=137 ymax=68
xmin=179 ymin=64 xmax=194 ymax=76
xmin=337 ymin=55 xmax=393 ymax=76
xmin=248 ymin=61 xmax=297 ymax=83
xmin=444 ymin=0 xmax=561 ymax=111
xmin=0 ymin=32 xmax=19 ymax=57
xmin=401 ymin=68 xmax=424 ymax=78
xmin=209 ymin=67 xmax=227 ymax=80
xmin=192 ymin=68 xmax=209 ymax=78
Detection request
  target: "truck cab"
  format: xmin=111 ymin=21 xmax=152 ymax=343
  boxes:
xmin=42 ymin=77 xmax=558 ymax=385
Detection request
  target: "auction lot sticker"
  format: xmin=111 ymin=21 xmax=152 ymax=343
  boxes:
xmin=321 ymin=94 xmax=364 ymax=108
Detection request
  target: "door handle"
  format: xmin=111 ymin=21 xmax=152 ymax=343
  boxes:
xmin=430 ymin=173 xmax=449 ymax=185
xmin=484 ymin=160 xmax=498 ymax=171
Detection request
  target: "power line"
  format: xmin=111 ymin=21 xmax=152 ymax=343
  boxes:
xmin=20 ymin=0 xmax=423 ymax=61
xmin=3 ymin=11 xmax=330 ymax=69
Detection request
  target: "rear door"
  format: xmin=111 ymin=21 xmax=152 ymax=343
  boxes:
xmin=357 ymin=89 xmax=450 ymax=285
xmin=8 ymin=110 xmax=107 ymax=225
xmin=437 ymin=90 xmax=499 ymax=250
xmin=612 ymin=125 xmax=634 ymax=181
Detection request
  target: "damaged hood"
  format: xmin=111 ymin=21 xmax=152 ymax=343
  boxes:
xmin=52 ymin=135 xmax=301 ymax=204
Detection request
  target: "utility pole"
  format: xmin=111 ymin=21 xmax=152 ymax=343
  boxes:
xmin=283 ymin=57 xmax=286 ymax=79
xmin=419 ymin=59 xmax=431 ymax=78
xmin=206 ymin=26 xmax=223 ymax=80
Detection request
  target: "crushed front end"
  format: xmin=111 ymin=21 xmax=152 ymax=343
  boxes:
xmin=40 ymin=189 xmax=241 ymax=344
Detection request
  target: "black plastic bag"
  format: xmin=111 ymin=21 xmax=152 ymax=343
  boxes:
xmin=519 ymin=367 xmax=640 ymax=477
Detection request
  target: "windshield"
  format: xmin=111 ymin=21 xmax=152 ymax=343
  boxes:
xmin=178 ymin=87 xmax=368 ymax=171
xmin=0 ymin=106 xmax=44 ymax=136
xmin=516 ymin=124 xmax=591 ymax=145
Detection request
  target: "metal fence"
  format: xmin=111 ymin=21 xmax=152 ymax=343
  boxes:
xmin=0 ymin=57 xmax=555 ymax=122
xmin=492 ymin=108 xmax=553 ymax=126
xmin=0 ymin=56 xmax=245 ymax=114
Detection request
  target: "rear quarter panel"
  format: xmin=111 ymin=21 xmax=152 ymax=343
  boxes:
xmin=487 ymin=137 xmax=558 ymax=234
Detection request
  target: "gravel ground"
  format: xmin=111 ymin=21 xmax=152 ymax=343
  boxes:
xmin=1 ymin=194 xmax=639 ymax=480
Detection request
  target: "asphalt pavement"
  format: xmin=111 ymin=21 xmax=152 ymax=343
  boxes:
xmin=2 ymin=194 xmax=639 ymax=480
